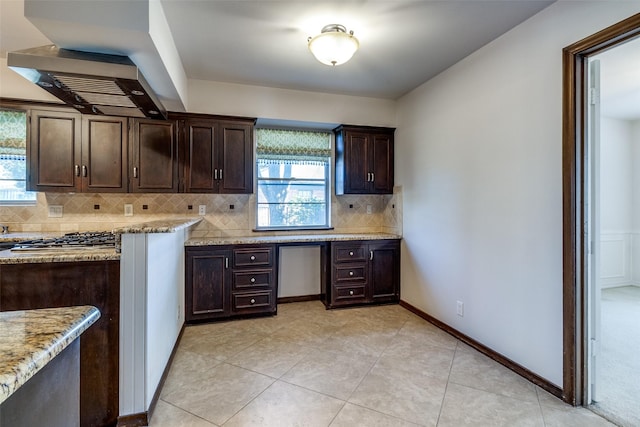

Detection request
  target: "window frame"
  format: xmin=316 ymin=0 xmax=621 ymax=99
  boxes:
xmin=254 ymin=128 xmax=332 ymax=231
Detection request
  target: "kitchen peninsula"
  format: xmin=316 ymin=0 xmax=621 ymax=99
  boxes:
xmin=0 ymin=217 xmax=201 ymax=426
xmin=0 ymin=305 xmax=100 ymax=427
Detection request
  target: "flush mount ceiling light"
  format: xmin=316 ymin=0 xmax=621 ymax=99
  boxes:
xmin=307 ymin=24 xmax=359 ymax=66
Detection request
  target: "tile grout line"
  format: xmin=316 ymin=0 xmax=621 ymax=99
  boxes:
xmin=434 ymin=339 xmax=460 ymax=426
xmin=156 ymin=398 xmax=220 ymax=426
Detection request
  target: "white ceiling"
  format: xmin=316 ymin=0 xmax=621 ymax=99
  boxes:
xmin=158 ymin=0 xmax=554 ymax=99
xmin=1 ymin=0 xmax=557 ymax=107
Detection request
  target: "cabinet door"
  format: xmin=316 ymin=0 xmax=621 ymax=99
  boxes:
xmin=183 ymin=119 xmax=217 ymax=193
xmin=186 ymin=249 xmax=231 ymax=322
xmin=371 ymin=133 xmax=394 ymax=194
xmin=29 ymin=109 xmax=81 ymax=192
xmin=369 ymin=240 xmax=400 ymax=303
xmin=82 ymin=116 xmax=128 ymax=192
xmin=218 ymin=122 xmax=253 ymax=194
xmin=130 ymin=119 xmax=179 ymax=192
xmin=343 ymin=131 xmax=370 ymax=193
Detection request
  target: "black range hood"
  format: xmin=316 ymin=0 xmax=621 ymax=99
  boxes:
xmin=7 ymin=45 xmax=167 ymax=119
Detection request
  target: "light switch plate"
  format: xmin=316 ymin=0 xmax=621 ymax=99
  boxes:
xmin=48 ymin=205 xmax=63 ymax=218
xmin=124 ymin=204 xmax=133 ymax=216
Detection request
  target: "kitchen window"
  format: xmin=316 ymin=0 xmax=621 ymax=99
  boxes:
xmin=256 ymin=128 xmax=331 ymax=230
xmin=0 ymin=109 xmax=36 ymax=204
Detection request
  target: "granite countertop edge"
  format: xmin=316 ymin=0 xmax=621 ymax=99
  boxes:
xmin=0 ymin=248 xmax=120 ymax=264
xmin=0 ymin=305 xmax=100 ymax=404
xmin=113 ymin=217 xmax=202 ymax=234
xmin=186 ymin=233 xmax=402 ymax=246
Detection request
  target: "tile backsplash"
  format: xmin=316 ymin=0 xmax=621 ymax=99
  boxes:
xmin=0 ymin=187 xmax=402 ymax=237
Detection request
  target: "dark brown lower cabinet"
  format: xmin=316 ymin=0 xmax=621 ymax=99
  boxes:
xmin=185 ymin=244 xmax=277 ymax=323
xmin=0 ymin=260 xmax=120 ymax=427
xmin=325 ymin=239 xmax=400 ymax=308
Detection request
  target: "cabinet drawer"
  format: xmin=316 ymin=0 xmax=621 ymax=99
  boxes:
xmin=234 ymin=247 xmax=273 ymax=268
xmin=233 ymin=291 xmax=273 ymax=311
xmin=334 ymin=246 xmax=367 ymax=263
xmin=334 ymin=265 xmax=367 ymax=283
xmin=233 ymin=270 xmax=273 ymax=289
xmin=334 ymin=285 xmax=366 ymax=301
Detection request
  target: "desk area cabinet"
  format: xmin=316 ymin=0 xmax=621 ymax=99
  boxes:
xmin=185 ymin=244 xmax=277 ymax=323
xmin=185 ymin=237 xmax=400 ymax=323
xmin=326 ymin=239 xmax=400 ymax=308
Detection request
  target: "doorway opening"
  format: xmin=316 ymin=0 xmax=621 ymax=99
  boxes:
xmin=562 ymin=11 xmax=640 ymax=425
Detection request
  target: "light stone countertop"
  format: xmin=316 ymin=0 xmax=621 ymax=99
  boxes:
xmin=186 ymin=233 xmax=402 ymax=246
xmin=0 ymin=248 xmax=120 ymax=264
xmin=113 ymin=217 xmax=202 ymax=234
xmin=0 ymin=232 xmax=61 ymax=242
xmin=0 ymin=305 xmax=100 ymax=404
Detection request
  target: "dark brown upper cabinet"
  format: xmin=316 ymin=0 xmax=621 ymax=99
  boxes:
xmin=29 ymin=110 xmax=127 ymax=192
xmin=180 ymin=116 xmax=254 ymax=194
xmin=130 ymin=118 xmax=179 ymax=193
xmin=334 ymin=125 xmax=395 ymax=195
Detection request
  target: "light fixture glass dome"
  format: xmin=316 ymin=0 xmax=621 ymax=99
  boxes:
xmin=308 ymin=24 xmax=359 ymax=66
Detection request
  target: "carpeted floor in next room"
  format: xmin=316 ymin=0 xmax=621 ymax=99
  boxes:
xmin=590 ymin=285 xmax=640 ymax=427
xmin=147 ymin=301 xmax=615 ymax=427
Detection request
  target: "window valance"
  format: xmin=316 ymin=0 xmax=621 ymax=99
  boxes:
xmin=256 ymin=129 xmax=331 ymax=165
xmin=0 ymin=110 xmax=27 ymax=155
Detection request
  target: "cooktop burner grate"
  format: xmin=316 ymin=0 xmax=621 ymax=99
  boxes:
xmin=11 ymin=231 xmax=117 ymax=251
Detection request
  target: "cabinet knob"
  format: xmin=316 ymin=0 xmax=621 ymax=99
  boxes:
xmin=250 ymin=255 xmax=256 ymax=261
xmin=250 ymin=298 xmax=256 ymax=304
xmin=250 ymin=277 xmax=256 ymax=283
xmin=349 ymin=290 xmax=354 ymax=296
xmin=349 ymin=271 xmax=354 ymax=276
xmin=349 ymin=251 xmax=354 ymax=256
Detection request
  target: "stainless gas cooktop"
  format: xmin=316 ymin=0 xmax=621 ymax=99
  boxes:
xmin=10 ymin=231 xmax=117 ymax=251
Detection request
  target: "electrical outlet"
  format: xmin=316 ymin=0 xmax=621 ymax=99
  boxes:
xmin=198 ymin=205 xmax=206 ymax=215
xmin=366 ymin=205 xmax=372 ymax=215
xmin=457 ymin=301 xmax=464 ymax=317
xmin=124 ymin=204 xmax=133 ymax=217
xmin=48 ymin=205 xmax=63 ymax=218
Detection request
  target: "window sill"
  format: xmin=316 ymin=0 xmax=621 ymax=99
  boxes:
xmin=0 ymin=200 xmax=37 ymax=206
xmin=252 ymin=226 xmax=334 ymax=233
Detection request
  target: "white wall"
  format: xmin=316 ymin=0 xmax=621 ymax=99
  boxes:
xmin=599 ymin=117 xmax=634 ymax=287
xmin=396 ymin=1 xmax=640 ymax=386
xmin=279 ymin=246 xmax=321 ymax=298
xmin=633 ymin=120 xmax=640 ymax=285
xmin=187 ymin=79 xmax=397 ymax=127
xmin=600 ymin=117 xmax=633 ymax=232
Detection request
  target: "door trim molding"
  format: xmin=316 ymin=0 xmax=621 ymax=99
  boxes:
xmin=562 ymin=12 xmax=640 ymax=405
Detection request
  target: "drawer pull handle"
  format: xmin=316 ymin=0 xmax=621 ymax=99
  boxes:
xmin=250 ymin=298 xmax=256 ymax=304
xmin=349 ymin=271 xmax=354 ymax=276
xmin=250 ymin=255 xmax=256 ymax=261
xmin=349 ymin=290 xmax=354 ymax=296
xmin=250 ymin=277 xmax=256 ymax=283
xmin=349 ymin=251 xmax=354 ymax=256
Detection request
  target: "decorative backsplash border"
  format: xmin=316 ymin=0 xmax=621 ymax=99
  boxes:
xmin=0 ymin=187 xmax=402 ymax=237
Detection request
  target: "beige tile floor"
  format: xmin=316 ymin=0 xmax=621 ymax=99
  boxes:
xmin=147 ymin=301 xmax=616 ymax=427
